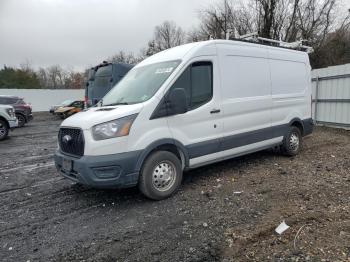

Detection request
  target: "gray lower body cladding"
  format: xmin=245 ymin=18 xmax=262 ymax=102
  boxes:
xmin=55 ymin=118 xmax=313 ymax=188
xmin=54 ymin=150 xmax=141 ymax=188
xmin=186 ymin=118 xmax=313 ymax=159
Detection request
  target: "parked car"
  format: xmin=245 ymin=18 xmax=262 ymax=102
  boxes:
xmin=85 ymin=62 xmax=133 ymax=108
xmin=0 ymin=105 xmax=18 ymax=140
xmin=49 ymin=100 xmax=73 ymax=114
xmin=55 ymin=40 xmax=313 ymax=200
xmin=0 ymin=95 xmax=33 ymax=127
xmin=54 ymin=100 xmax=84 ymax=119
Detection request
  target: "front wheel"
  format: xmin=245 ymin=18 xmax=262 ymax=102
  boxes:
xmin=0 ymin=120 xmax=9 ymax=141
xmin=280 ymin=126 xmax=302 ymax=156
xmin=138 ymin=151 xmax=183 ymax=200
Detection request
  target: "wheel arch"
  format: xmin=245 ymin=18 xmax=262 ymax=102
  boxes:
xmin=289 ymin=118 xmax=304 ymax=135
xmin=0 ymin=116 xmax=9 ymax=128
xmin=135 ymin=139 xmax=189 ymax=172
xmin=15 ymin=112 xmax=27 ymax=122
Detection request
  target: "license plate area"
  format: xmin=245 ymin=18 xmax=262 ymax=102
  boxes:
xmin=62 ymin=158 xmax=73 ymax=172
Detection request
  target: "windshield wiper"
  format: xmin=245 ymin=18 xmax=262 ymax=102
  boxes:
xmin=104 ymin=102 xmax=129 ymax=106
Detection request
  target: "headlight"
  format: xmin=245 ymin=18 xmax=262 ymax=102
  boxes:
xmin=6 ymin=108 xmax=15 ymax=118
xmin=92 ymin=114 xmax=137 ymax=140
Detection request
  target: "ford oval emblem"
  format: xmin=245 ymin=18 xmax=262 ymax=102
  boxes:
xmin=63 ymin=135 xmax=72 ymax=144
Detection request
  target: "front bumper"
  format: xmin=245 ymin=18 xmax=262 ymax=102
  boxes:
xmin=54 ymin=150 xmax=141 ymax=188
xmin=8 ymin=119 xmax=18 ymax=129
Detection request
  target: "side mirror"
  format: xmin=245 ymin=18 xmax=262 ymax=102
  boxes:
xmin=167 ymin=88 xmax=188 ymax=115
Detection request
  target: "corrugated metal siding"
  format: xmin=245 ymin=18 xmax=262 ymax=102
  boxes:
xmin=312 ymin=63 xmax=350 ymax=128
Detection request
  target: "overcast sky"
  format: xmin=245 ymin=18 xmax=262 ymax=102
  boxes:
xmin=0 ymin=0 xmax=218 ymax=71
xmin=1 ymin=0 xmax=349 ymax=71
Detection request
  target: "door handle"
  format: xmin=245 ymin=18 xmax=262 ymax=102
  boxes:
xmin=210 ymin=109 xmax=221 ymax=114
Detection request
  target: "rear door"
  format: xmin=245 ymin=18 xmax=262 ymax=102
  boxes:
xmin=166 ymin=56 xmax=223 ymax=167
xmin=268 ymin=48 xmax=310 ymax=129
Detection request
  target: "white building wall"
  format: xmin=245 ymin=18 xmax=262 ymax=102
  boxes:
xmin=0 ymin=89 xmax=85 ymax=112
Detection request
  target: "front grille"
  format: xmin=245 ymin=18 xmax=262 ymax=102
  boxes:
xmin=58 ymin=128 xmax=84 ymax=157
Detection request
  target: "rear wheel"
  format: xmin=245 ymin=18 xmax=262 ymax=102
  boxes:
xmin=0 ymin=120 xmax=9 ymax=141
xmin=138 ymin=151 xmax=183 ymax=200
xmin=280 ymin=126 xmax=302 ymax=156
xmin=16 ymin=114 xmax=26 ymax=127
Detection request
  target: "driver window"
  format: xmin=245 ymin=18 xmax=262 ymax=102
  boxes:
xmin=170 ymin=61 xmax=213 ymax=110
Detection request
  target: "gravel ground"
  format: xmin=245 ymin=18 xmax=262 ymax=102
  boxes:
xmin=0 ymin=113 xmax=349 ymax=262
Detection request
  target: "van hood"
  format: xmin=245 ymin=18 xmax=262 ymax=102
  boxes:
xmin=60 ymin=103 xmax=144 ymax=130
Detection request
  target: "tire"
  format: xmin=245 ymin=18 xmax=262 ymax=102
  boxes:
xmin=280 ymin=126 xmax=302 ymax=156
xmin=0 ymin=119 xmax=9 ymax=141
xmin=16 ymin=114 xmax=26 ymax=127
xmin=138 ymin=150 xmax=183 ymax=200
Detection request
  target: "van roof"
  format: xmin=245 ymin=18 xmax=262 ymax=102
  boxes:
xmin=137 ymin=39 xmax=309 ymax=67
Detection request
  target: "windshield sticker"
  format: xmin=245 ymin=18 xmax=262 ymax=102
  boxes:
xmin=141 ymin=95 xmax=149 ymax=101
xmin=155 ymin=67 xmax=174 ymax=74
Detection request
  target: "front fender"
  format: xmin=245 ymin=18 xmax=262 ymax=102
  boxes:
xmin=135 ymin=138 xmax=190 ymax=172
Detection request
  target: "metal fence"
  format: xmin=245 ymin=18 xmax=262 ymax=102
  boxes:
xmin=312 ymin=63 xmax=350 ymax=128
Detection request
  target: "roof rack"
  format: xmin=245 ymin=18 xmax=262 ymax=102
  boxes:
xmin=91 ymin=61 xmax=111 ymax=71
xmin=236 ymin=32 xmax=314 ymax=53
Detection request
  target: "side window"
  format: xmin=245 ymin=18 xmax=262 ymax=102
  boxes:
xmin=71 ymin=101 xmax=80 ymax=107
xmin=170 ymin=61 xmax=213 ymax=110
xmin=191 ymin=62 xmax=212 ymax=108
xmin=170 ymin=66 xmax=191 ymax=108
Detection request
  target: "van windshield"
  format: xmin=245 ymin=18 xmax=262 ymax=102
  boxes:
xmin=61 ymin=100 xmax=73 ymax=106
xmin=102 ymin=60 xmax=180 ymax=106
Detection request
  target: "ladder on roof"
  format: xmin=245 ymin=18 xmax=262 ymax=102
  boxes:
xmin=236 ymin=32 xmax=314 ymax=53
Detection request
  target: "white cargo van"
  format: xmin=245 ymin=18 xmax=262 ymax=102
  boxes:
xmin=55 ymin=40 xmax=313 ymax=200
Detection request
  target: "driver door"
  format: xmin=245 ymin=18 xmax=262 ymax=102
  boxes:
xmin=166 ymin=56 xmax=223 ymax=167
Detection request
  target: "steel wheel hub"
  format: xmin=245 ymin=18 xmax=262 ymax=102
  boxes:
xmin=152 ymin=161 xmax=176 ymax=192
xmin=289 ymin=132 xmax=299 ymax=151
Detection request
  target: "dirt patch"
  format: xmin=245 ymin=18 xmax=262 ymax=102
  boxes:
xmin=0 ymin=114 xmax=349 ymax=261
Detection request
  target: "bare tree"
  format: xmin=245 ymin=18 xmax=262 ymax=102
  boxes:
xmin=144 ymin=21 xmax=185 ymax=56
xmin=187 ymin=27 xmax=208 ymax=42
xmin=189 ymin=0 xmax=348 ymax=68
xmin=198 ymin=0 xmax=236 ymax=39
xmin=47 ymin=65 xmax=64 ymax=89
xmin=294 ymin=0 xmax=336 ymax=45
xmin=255 ymin=0 xmax=278 ymax=38
xmin=37 ymin=67 xmax=48 ymax=89
xmin=143 ymin=40 xmax=158 ymax=57
xmin=311 ymin=27 xmax=350 ymax=68
xmin=19 ymin=59 xmax=34 ymax=73
xmin=108 ymin=51 xmax=142 ymax=64
xmin=154 ymin=21 xmax=185 ymax=49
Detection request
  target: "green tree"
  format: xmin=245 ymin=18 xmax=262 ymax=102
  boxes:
xmin=0 ymin=66 xmax=41 ymax=89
